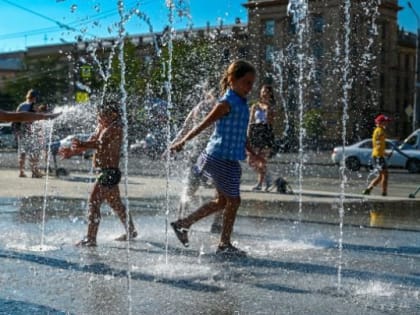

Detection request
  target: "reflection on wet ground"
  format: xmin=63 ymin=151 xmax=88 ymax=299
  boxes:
xmin=5 ymin=196 xmax=420 ymax=232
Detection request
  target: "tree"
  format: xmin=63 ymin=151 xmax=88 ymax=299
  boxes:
xmin=303 ymin=108 xmax=326 ymax=149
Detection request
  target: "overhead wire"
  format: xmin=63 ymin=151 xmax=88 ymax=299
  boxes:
xmin=0 ymin=0 xmax=155 ymax=42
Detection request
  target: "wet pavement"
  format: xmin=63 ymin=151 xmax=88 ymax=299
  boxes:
xmin=0 ymin=152 xmax=419 ymax=314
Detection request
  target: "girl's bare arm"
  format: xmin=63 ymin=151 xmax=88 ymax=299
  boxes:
xmin=171 ymin=101 xmax=230 ymax=152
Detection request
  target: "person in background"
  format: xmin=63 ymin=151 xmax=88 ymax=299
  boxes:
xmin=247 ymin=84 xmax=276 ymax=191
xmin=170 ymin=60 xmax=261 ymax=256
xmin=170 ymin=90 xmax=216 ymax=219
xmin=34 ymin=104 xmax=50 ymax=169
xmin=59 ymin=97 xmax=137 ymax=246
xmin=15 ymin=89 xmax=43 ymax=178
xmin=362 ymin=114 xmax=392 ymax=196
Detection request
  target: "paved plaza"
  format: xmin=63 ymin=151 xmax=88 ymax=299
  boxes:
xmin=0 ymin=152 xmax=419 ymax=314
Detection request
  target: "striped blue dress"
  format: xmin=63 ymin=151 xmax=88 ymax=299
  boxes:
xmin=195 ymin=89 xmax=249 ymax=197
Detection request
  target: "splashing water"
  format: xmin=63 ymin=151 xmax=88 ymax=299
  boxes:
xmin=287 ymin=0 xmax=308 ymax=26
xmin=271 ymin=50 xmax=290 ymax=144
xmin=337 ymin=0 xmax=352 ymax=291
xmin=287 ymin=0 xmax=308 ymax=218
xmin=40 ymin=120 xmax=55 ymax=250
xmin=164 ymin=0 xmax=175 ymax=264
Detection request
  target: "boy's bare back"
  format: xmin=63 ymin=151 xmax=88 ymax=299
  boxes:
xmin=93 ymin=121 xmax=122 ymax=169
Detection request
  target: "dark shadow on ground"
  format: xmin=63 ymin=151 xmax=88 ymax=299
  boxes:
xmin=228 ymin=255 xmax=420 ymax=288
xmin=0 ymin=298 xmax=69 ymax=315
xmin=0 ymin=248 xmax=222 ymax=293
xmin=254 ymin=283 xmax=311 ymax=294
xmin=341 ymin=243 xmax=420 ymax=256
xmin=123 ymin=240 xmax=420 ymax=289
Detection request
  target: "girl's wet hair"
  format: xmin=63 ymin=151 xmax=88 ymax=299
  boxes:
xmin=220 ymin=60 xmax=256 ymax=95
xmin=26 ymin=89 xmax=39 ymax=100
xmin=261 ymin=84 xmax=275 ymax=105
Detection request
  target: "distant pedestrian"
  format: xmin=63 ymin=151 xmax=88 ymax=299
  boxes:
xmin=247 ymin=84 xmax=276 ymax=191
xmin=170 ymin=60 xmax=261 ymax=256
xmin=362 ymin=114 xmax=392 ymax=196
xmin=170 ymin=90 xmax=216 ymax=218
xmin=15 ymin=89 xmax=43 ymax=178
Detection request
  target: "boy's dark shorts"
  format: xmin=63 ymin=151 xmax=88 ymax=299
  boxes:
xmin=373 ymin=157 xmax=387 ymax=171
xmin=97 ymin=168 xmax=121 ymax=187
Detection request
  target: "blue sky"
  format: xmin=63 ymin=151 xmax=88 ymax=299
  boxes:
xmin=0 ymin=0 xmax=418 ymax=53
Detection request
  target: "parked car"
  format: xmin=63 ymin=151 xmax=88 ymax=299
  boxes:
xmin=389 ymin=129 xmax=420 ymax=173
xmin=331 ymin=131 xmax=420 ymax=173
xmin=0 ymin=123 xmax=17 ymax=149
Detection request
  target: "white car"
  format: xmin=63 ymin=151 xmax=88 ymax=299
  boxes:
xmin=332 ymin=130 xmax=420 ymax=173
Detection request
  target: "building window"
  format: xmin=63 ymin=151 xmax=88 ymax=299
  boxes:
xmin=222 ymin=48 xmax=230 ymax=63
xmin=288 ymin=17 xmax=296 ymax=34
xmin=313 ymin=42 xmax=324 ymax=60
xmin=313 ymin=15 xmax=324 ymax=33
xmin=265 ymin=45 xmax=275 ymax=62
xmin=265 ymin=20 xmax=275 ymax=36
xmin=238 ymin=46 xmax=248 ymax=59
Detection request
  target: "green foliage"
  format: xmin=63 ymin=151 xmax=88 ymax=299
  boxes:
xmin=303 ymin=108 xmax=326 ymax=141
xmin=2 ymin=54 xmax=69 ymax=108
xmin=1 ymin=34 xmax=225 ymax=141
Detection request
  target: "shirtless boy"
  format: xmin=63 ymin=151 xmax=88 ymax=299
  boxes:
xmin=59 ymin=99 xmax=137 ymax=246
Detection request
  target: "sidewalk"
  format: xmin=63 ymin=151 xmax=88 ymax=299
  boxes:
xmin=0 ymin=165 xmax=419 ymax=231
xmin=1 ymin=161 xmax=420 ymax=314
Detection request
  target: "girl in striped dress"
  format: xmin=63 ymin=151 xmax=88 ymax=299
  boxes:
xmin=170 ymin=60 xmax=261 ymax=256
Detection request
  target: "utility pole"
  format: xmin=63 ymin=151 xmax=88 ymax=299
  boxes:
xmin=408 ymin=1 xmax=420 ymax=131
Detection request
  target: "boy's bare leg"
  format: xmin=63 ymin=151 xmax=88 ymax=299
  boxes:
xmin=19 ymin=152 xmax=26 ymax=177
xmin=106 ymin=187 xmax=137 ymax=241
xmin=76 ymin=184 xmax=102 ymax=246
xmin=30 ymin=157 xmax=43 ymax=178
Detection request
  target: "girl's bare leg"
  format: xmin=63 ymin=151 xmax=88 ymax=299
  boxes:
xmin=219 ymin=196 xmax=241 ymax=246
xmin=178 ymin=190 xmax=226 ymax=228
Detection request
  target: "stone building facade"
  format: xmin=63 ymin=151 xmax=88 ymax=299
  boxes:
xmin=244 ymin=0 xmax=413 ymax=144
xmin=0 ymin=1 xmax=417 ymax=145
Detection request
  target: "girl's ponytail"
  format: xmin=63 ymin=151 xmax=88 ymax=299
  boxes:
xmin=219 ymin=60 xmax=256 ymax=96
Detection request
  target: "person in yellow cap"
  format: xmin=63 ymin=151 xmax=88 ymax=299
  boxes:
xmin=362 ymin=114 xmax=392 ymax=196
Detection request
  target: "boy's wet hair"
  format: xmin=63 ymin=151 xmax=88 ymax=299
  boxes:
xmin=98 ymin=94 xmax=122 ymax=117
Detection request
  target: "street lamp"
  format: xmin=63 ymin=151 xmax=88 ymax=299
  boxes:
xmin=408 ymin=1 xmax=419 ymax=131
